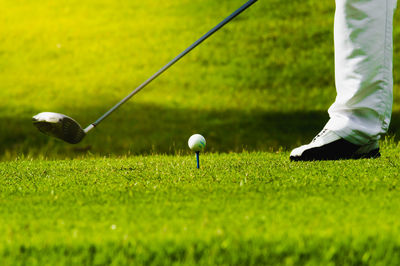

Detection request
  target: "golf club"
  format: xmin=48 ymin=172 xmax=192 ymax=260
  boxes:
xmin=32 ymin=0 xmax=258 ymax=144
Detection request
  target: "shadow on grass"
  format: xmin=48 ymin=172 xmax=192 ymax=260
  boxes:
xmin=1 ymin=104 xmax=400 ymax=158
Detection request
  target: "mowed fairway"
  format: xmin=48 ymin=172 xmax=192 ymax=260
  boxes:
xmin=1 ymin=0 xmax=400 ymax=264
xmin=2 ymin=143 xmax=400 ymax=265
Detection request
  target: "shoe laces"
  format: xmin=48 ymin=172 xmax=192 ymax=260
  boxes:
xmin=312 ymin=128 xmax=328 ymax=143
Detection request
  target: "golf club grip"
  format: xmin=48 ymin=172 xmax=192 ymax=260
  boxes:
xmin=87 ymin=0 xmax=258 ymax=131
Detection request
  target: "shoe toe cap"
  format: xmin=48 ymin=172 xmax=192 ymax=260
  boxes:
xmin=290 ymin=145 xmax=309 ymax=158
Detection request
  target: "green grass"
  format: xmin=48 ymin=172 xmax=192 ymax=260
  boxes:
xmin=1 ymin=0 xmax=400 ymax=264
xmin=2 ymin=141 xmax=400 ymax=265
xmin=0 ymin=0 xmax=398 ymax=158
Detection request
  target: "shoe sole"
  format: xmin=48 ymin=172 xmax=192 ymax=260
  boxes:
xmin=290 ymin=139 xmax=381 ymax=162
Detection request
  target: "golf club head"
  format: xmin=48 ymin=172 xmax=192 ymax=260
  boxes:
xmin=32 ymin=112 xmax=86 ymax=144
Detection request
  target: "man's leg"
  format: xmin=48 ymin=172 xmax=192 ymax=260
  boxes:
xmin=327 ymin=0 xmax=397 ymax=144
xmin=290 ymin=0 xmax=397 ymax=161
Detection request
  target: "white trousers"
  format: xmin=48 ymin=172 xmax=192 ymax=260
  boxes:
xmin=325 ymin=0 xmax=398 ymax=145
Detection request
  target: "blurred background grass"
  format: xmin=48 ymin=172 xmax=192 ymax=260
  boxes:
xmin=0 ymin=0 xmax=399 ymax=158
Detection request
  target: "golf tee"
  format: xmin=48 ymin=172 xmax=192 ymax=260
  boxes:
xmin=196 ymin=151 xmax=200 ymax=169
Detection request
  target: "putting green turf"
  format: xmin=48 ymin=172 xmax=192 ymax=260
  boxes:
xmin=2 ymin=141 xmax=400 ymax=264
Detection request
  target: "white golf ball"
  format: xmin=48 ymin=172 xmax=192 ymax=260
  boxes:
xmin=188 ymin=134 xmax=206 ymax=152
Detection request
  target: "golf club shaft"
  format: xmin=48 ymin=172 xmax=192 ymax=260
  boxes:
xmin=84 ymin=0 xmax=257 ymax=133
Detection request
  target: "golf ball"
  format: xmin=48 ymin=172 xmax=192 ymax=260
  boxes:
xmin=188 ymin=134 xmax=206 ymax=152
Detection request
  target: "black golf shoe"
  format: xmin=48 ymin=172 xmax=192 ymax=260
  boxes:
xmin=290 ymin=129 xmax=380 ymax=161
